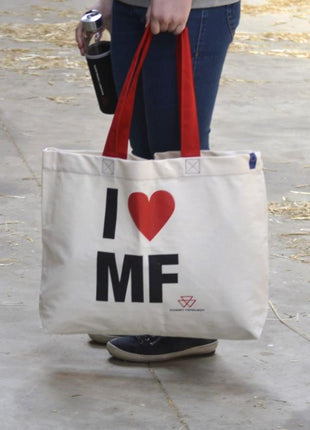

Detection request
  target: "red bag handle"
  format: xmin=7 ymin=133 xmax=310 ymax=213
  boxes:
xmin=103 ymin=27 xmax=200 ymax=158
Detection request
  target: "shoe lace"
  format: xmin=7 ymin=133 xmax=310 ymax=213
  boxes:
xmin=135 ymin=335 xmax=161 ymax=346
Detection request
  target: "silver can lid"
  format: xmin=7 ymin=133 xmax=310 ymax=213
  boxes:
xmin=81 ymin=9 xmax=104 ymax=32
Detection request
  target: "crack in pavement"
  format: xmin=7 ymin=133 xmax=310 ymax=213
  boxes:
xmin=0 ymin=115 xmax=41 ymax=188
xmin=148 ymin=365 xmax=191 ymax=430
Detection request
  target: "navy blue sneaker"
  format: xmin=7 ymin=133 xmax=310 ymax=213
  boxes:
xmin=106 ymin=336 xmax=218 ymax=362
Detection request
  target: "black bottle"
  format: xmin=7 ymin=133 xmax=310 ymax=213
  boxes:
xmin=81 ymin=9 xmax=117 ymax=114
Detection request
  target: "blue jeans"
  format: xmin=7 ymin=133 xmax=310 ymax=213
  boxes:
xmin=111 ymin=1 xmax=240 ymax=159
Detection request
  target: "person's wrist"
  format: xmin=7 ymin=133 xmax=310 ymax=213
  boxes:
xmin=93 ymin=0 xmax=113 ymax=15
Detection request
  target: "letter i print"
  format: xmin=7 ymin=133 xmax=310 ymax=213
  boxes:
xmin=103 ymin=188 xmax=118 ymax=239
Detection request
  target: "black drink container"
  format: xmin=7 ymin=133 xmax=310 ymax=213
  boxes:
xmin=81 ymin=10 xmax=117 ymax=114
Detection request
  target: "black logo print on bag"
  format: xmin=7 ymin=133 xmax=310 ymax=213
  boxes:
xmin=96 ymin=188 xmax=179 ymax=303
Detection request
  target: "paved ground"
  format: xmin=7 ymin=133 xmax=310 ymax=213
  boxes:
xmin=1 ymin=0 xmax=310 ymax=429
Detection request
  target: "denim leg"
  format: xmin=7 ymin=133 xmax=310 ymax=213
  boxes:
xmin=111 ymin=2 xmax=151 ymax=158
xmin=188 ymin=4 xmax=240 ymax=149
xmin=111 ymin=1 xmax=240 ymax=158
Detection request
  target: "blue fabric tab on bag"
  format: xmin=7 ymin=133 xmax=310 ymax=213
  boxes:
xmin=249 ymin=153 xmax=257 ymax=169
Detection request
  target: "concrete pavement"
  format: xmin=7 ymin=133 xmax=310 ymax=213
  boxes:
xmin=1 ymin=0 xmax=310 ymax=429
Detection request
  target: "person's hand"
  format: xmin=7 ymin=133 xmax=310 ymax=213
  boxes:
xmin=146 ymin=0 xmax=192 ymax=35
xmin=75 ymin=0 xmax=113 ymax=56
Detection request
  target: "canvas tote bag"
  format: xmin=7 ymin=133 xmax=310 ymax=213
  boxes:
xmin=40 ymin=28 xmax=269 ymax=339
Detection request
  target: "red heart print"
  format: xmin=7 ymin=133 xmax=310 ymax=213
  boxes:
xmin=128 ymin=191 xmax=175 ymax=241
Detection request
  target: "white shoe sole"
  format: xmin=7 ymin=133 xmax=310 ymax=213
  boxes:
xmin=106 ymin=340 xmax=218 ymax=363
